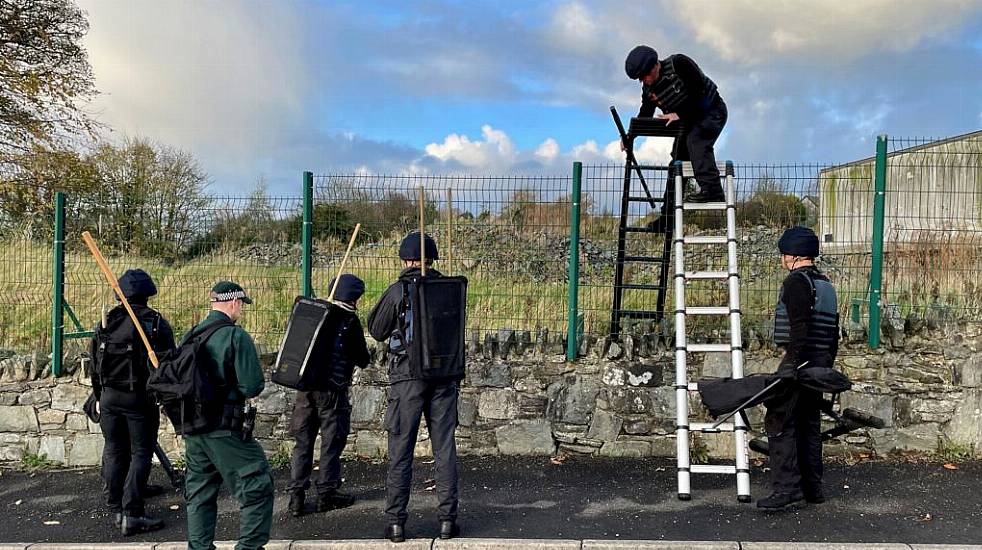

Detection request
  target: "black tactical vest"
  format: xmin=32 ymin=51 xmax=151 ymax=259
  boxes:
xmin=645 ymin=55 xmax=718 ymax=114
xmin=774 ymin=270 xmax=839 ymax=353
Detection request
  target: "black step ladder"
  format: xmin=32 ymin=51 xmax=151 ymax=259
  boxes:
xmin=608 ymin=107 xmax=685 ymax=339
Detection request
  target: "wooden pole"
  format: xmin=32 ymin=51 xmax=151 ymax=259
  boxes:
xmin=81 ymin=231 xmax=159 ymax=368
xmin=419 ymin=185 xmax=426 ymax=276
xmin=328 ymin=223 xmax=361 ymax=302
xmin=446 ymin=187 xmax=453 ymax=273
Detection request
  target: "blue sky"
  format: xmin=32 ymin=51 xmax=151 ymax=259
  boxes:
xmin=78 ymin=0 xmax=982 ymax=195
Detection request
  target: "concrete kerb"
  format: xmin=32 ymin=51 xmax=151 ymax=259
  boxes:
xmin=6 ymin=542 xmax=982 ymax=550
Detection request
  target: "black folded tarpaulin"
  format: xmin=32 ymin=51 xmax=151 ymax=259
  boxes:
xmin=697 ymin=366 xmax=852 ymax=419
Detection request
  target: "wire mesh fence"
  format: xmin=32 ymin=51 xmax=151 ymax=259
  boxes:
xmin=312 ymin=173 xmax=573 ymax=338
xmin=880 ymin=134 xmax=982 ymax=321
xmin=2 ymin=136 xmax=981 ymax=356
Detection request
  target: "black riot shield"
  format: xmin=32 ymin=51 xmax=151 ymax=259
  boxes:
xmin=406 ymin=276 xmax=467 ymax=380
xmin=272 ymin=296 xmax=333 ymax=389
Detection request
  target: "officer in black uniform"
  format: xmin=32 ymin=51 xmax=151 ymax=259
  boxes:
xmin=287 ymin=274 xmax=371 ymax=516
xmin=368 ymin=232 xmax=462 ymax=543
xmin=624 ymin=45 xmax=728 ymax=232
xmin=90 ymin=269 xmax=175 ymax=535
xmin=758 ymin=227 xmax=840 ymax=510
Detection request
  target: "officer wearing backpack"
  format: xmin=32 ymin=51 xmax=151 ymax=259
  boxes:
xmin=181 ymin=281 xmax=274 ymax=550
xmin=287 ymin=274 xmax=371 ymax=517
xmin=758 ymin=227 xmax=840 ymax=510
xmin=368 ymin=232 xmax=464 ymax=543
xmin=90 ymin=268 xmax=175 ymax=535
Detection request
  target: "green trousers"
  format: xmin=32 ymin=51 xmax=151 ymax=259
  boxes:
xmin=185 ymin=430 xmax=274 ymax=550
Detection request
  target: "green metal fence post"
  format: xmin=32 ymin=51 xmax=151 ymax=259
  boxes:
xmin=566 ymin=162 xmax=583 ymax=361
xmin=869 ymin=135 xmax=888 ymax=348
xmin=51 ymin=192 xmax=66 ymax=377
xmin=302 ymin=171 xmax=314 ymax=298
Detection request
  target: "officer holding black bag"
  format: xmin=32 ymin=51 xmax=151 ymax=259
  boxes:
xmin=368 ymin=231 xmax=468 ymax=543
xmin=179 ymin=281 xmax=274 ymax=550
xmin=90 ymin=268 xmax=174 ymax=535
xmin=758 ymin=227 xmax=840 ymax=510
xmin=287 ymin=274 xmax=371 ymax=517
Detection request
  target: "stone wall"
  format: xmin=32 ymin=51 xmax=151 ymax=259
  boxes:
xmin=1 ymin=316 xmax=980 ymax=465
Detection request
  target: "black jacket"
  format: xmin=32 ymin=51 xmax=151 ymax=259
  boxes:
xmin=307 ymin=302 xmax=371 ymax=391
xmin=638 ymin=54 xmax=722 ymax=121
xmin=367 ymin=266 xmax=443 ymax=384
xmin=89 ymin=304 xmax=175 ymax=399
xmin=778 ymin=266 xmax=838 ymax=371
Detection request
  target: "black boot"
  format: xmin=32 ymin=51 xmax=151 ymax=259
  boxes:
xmin=385 ymin=523 xmax=405 ymax=543
xmin=120 ymin=515 xmax=164 ymax=536
xmin=687 ymin=187 xmax=725 ymax=203
xmin=804 ymin=486 xmax=825 ymax=504
xmin=439 ymin=519 xmax=460 ymax=540
xmin=288 ymin=491 xmax=305 ymax=517
xmin=317 ymin=491 xmax=355 ymax=512
xmin=645 ymin=215 xmax=671 ymax=234
xmin=756 ymin=490 xmax=805 ymax=510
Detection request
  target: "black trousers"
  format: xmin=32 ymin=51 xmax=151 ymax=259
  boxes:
xmin=99 ymin=387 xmax=160 ymax=517
xmin=384 ymin=379 xmax=459 ymax=524
xmin=764 ymin=386 xmax=823 ymax=495
xmin=287 ymin=389 xmax=351 ymax=496
xmin=662 ymin=98 xmax=728 ymax=214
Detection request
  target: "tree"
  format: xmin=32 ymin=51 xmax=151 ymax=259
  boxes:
xmin=84 ymin=137 xmax=210 ymax=259
xmin=0 ymin=0 xmax=98 ymax=165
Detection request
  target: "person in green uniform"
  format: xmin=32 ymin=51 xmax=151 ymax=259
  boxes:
xmin=183 ymin=281 xmax=274 ymax=550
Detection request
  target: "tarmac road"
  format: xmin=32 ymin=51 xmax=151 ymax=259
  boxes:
xmin=0 ymin=456 xmax=978 ymax=545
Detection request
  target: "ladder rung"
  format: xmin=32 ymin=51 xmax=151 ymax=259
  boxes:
xmin=627 ymin=195 xmax=665 ymax=203
xmin=685 ymin=306 xmax=729 ymax=315
xmin=617 ymin=309 xmax=662 ymax=318
xmin=690 ymin=422 xmax=734 ymax=433
xmin=678 ymin=161 xmax=734 ymax=178
xmin=690 ymin=464 xmax=737 ymax=475
xmin=682 ymin=235 xmax=727 ymax=245
xmin=620 ymin=283 xmax=666 ymax=291
xmin=685 ymin=271 xmax=729 ymax=280
xmin=682 ymin=202 xmax=728 ymax=211
xmin=686 ymin=343 xmax=731 ymax=353
xmin=624 ymin=255 xmax=667 ymax=263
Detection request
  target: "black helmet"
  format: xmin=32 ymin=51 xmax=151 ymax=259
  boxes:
xmin=117 ymin=269 xmax=157 ymax=300
xmin=778 ymin=226 xmax=820 ymax=258
xmin=399 ymin=231 xmax=439 ymax=261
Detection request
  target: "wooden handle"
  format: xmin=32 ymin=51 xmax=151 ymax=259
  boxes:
xmin=81 ymin=231 xmax=159 ymax=368
xmin=418 ymin=185 xmax=426 ymax=276
xmin=328 ymin=223 xmax=361 ymax=302
xmin=446 ymin=187 xmax=453 ymax=273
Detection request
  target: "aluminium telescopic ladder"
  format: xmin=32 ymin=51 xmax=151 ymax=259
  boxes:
xmin=672 ymin=160 xmax=751 ymax=503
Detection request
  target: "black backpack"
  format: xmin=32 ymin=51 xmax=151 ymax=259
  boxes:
xmin=147 ymin=320 xmax=234 ymax=436
xmin=393 ymin=275 xmax=468 ymax=380
xmin=93 ymin=307 xmax=160 ymax=392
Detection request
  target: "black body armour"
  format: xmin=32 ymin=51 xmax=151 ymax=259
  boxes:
xmin=774 ymin=271 xmax=839 ymax=354
xmin=644 ymin=55 xmax=718 ymax=114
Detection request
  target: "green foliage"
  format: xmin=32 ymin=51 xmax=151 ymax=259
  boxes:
xmin=20 ymin=451 xmax=56 ymax=471
xmin=268 ymin=445 xmax=292 ymax=469
xmin=936 ymin=441 xmax=975 ymax=462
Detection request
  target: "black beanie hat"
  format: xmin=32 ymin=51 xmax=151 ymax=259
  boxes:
xmin=117 ymin=269 xmax=157 ymax=300
xmin=399 ymin=231 xmax=439 ymax=261
xmin=778 ymin=227 xmax=820 ymax=258
xmin=328 ymin=274 xmax=365 ymax=303
xmin=625 ymin=45 xmax=659 ymax=79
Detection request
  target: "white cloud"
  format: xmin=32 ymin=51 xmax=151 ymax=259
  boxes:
xmin=424 ymin=125 xmax=517 ymax=169
xmin=535 ymin=138 xmax=560 ymax=163
xmin=672 ymin=0 xmax=982 ymax=65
